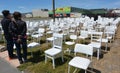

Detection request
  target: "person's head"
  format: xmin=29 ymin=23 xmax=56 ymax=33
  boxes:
xmin=13 ymin=12 xmax=22 ymax=20
xmin=2 ymin=10 xmax=11 ymax=19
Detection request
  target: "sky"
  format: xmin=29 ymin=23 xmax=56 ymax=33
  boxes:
xmin=0 ymin=0 xmax=120 ymax=14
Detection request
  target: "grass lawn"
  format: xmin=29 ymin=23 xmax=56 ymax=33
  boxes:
xmin=16 ymin=35 xmax=90 ymax=73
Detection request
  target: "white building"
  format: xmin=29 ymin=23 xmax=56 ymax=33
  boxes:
xmin=70 ymin=12 xmax=82 ymax=17
xmin=112 ymin=9 xmax=120 ymax=14
xmin=25 ymin=14 xmax=33 ymax=18
xmin=32 ymin=9 xmax=49 ymax=18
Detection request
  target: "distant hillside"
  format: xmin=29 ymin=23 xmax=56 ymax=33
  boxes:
xmin=78 ymin=8 xmax=107 ymax=15
xmin=89 ymin=9 xmax=107 ymax=14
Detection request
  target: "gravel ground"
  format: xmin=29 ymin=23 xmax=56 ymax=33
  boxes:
xmin=92 ymin=24 xmax=120 ymax=73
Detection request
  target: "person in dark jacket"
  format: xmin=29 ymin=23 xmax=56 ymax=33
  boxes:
xmin=1 ymin=10 xmax=15 ymax=60
xmin=9 ymin=12 xmax=27 ymax=64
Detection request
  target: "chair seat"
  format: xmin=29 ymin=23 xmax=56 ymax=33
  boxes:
xmin=97 ymin=38 xmax=108 ymax=43
xmin=46 ymin=31 xmax=53 ymax=34
xmin=65 ymin=42 xmax=75 ymax=45
xmin=78 ymin=36 xmax=87 ymax=39
xmin=31 ymin=34 xmax=43 ymax=38
xmin=69 ymin=57 xmax=91 ymax=70
xmin=107 ymin=37 xmax=112 ymax=39
xmin=46 ymin=37 xmax=54 ymax=42
xmin=45 ymin=48 xmax=62 ymax=56
xmin=88 ymin=42 xmax=101 ymax=48
xmin=28 ymin=42 xmax=40 ymax=48
xmin=69 ymin=30 xmax=75 ymax=33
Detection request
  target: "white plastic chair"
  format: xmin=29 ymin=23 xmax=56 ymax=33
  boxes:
xmin=68 ymin=44 xmax=93 ymax=73
xmin=88 ymin=32 xmax=103 ymax=60
xmin=45 ymin=33 xmax=64 ymax=69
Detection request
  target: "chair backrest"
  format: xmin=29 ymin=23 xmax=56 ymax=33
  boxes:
xmin=90 ymin=32 xmax=103 ymax=43
xmin=74 ymin=44 xmax=93 ymax=56
xmin=38 ymin=28 xmax=45 ymax=33
xmin=80 ymin=30 xmax=88 ymax=38
xmin=53 ymin=33 xmax=63 ymax=50
xmin=70 ymin=35 xmax=77 ymax=41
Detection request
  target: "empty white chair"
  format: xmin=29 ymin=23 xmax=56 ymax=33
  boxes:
xmin=31 ymin=28 xmax=45 ymax=42
xmin=27 ymin=42 xmax=40 ymax=56
xmin=88 ymin=32 xmax=103 ymax=60
xmin=45 ymin=33 xmax=64 ymax=69
xmin=78 ymin=30 xmax=88 ymax=39
xmin=97 ymin=37 xmax=108 ymax=51
xmin=68 ymin=44 xmax=93 ymax=73
xmin=65 ymin=35 xmax=77 ymax=54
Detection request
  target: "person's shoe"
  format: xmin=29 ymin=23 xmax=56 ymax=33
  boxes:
xmin=11 ymin=54 xmax=17 ymax=58
xmin=19 ymin=60 xmax=23 ymax=64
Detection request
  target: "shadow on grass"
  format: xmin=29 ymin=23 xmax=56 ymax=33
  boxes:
xmin=101 ymin=46 xmax=111 ymax=52
xmin=27 ymin=50 xmax=45 ymax=63
xmin=77 ymin=67 xmax=101 ymax=73
xmin=54 ymin=57 xmax=68 ymax=68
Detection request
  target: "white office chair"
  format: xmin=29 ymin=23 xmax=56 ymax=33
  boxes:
xmin=88 ymin=32 xmax=103 ymax=60
xmin=45 ymin=33 xmax=64 ymax=69
xmin=68 ymin=44 xmax=93 ymax=73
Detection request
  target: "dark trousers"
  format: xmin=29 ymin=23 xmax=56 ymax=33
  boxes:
xmin=5 ymin=37 xmax=14 ymax=58
xmin=14 ymin=38 xmax=27 ymax=61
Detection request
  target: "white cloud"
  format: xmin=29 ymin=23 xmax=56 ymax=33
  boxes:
xmin=18 ymin=6 xmax=26 ymax=9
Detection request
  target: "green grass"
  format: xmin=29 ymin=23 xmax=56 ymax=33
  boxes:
xmin=16 ymin=35 xmax=90 ymax=73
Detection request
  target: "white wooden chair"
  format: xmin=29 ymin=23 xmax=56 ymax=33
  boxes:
xmin=64 ymin=35 xmax=77 ymax=54
xmin=78 ymin=30 xmax=88 ymax=39
xmin=68 ymin=44 xmax=93 ymax=73
xmin=45 ymin=33 xmax=64 ymax=69
xmin=31 ymin=28 xmax=45 ymax=42
xmin=88 ymin=32 xmax=103 ymax=60
xmin=27 ymin=42 xmax=40 ymax=57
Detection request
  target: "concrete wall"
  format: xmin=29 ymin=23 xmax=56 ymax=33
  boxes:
xmin=32 ymin=9 xmax=48 ymax=17
xmin=70 ymin=12 xmax=82 ymax=17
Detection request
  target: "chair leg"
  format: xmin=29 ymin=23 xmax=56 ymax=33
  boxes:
xmin=30 ymin=49 xmax=33 ymax=57
xmin=73 ymin=68 xmax=77 ymax=73
xmin=61 ymin=53 xmax=64 ymax=62
xmin=97 ymin=49 xmax=99 ymax=60
xmin=85 ymin=70 xmax=87 ymax=73
xmin=105 ymin=43 xmax=108 ymax=51
xmin=52 ymin=58 xmax=55 ymax=69
xmin=68 ymin=65 xmax=70 ymax=73
xmin=45 ymin=54 xmax=47 ymax=63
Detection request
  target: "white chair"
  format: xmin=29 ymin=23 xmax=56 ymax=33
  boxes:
xmin=78 ymin=30 xmax=88 ymax=39
xmin=31 ymin=28 xmax=45 ymax=42
xmin=88 ymin=32 xmax=103 ymax=60
xmin=45 ymin=33 xmax=64 ymax=69
xmin=68 ymin=44 xmax=93 ymax=73
xmin=65 ymin=35 xmax=77 ymax=54
xmin=97 ymin=38 xmax=108 ymax=51
xmin=27 ymin=42 xmax=40 ymax=56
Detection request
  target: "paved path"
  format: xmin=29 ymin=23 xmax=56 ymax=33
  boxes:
xmin=0 ymin=51 xmax=20 ymax=67
xmin=92 ymin=24 xmax=120 ymax=73
xmin=0 ymin=57 xmax=21 ymax=73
